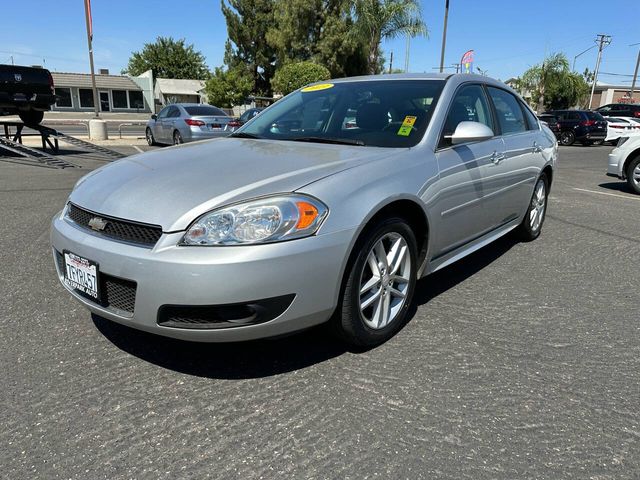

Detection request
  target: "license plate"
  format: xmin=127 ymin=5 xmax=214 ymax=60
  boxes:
xmin=63 ymin=251 xmax=100 ymax=302
xmin=210 ymin=123 xmax=222 ymax=129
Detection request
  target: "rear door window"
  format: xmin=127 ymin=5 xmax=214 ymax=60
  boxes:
xmin=487 ymin=87 xmax=527 ymax=135
xmin=520 ymin=101 xmax=539 ymax=130
xmin=586 ymin=111 xmax=605 ymax=121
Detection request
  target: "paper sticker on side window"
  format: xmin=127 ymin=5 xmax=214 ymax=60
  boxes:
xmin=397 ymin=115 xmax=417 ymax=136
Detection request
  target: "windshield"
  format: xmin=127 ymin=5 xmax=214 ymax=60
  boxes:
xmin=185 ymin=106 xmax=227 ymax=116
xmin=237 ymin=80 xmax=445 ymax=147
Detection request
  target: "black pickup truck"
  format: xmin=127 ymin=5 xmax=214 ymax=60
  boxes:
xmin=0 ymin=64 xmax=56 ymax=125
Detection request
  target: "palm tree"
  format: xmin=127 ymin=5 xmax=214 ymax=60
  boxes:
xmin=521 ymin=53 xmax=570 ymax=113
xmin=354 ymin=0 xmax=427 ymax=75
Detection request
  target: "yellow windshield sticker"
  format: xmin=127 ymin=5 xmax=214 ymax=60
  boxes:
xmin=301 ymin=83 xmax=334 ymax=92
xmin=397 ymin=115 xmax=417 ymax=136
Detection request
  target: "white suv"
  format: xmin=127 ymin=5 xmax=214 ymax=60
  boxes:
xmin=607 ymin=134 xmax=640 ymax=194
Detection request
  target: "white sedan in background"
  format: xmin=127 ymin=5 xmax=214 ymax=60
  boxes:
xmin=607 ymin=134 xmax=640 ymax=194
xmin=604 ymin=117 xmax=640 ymax=144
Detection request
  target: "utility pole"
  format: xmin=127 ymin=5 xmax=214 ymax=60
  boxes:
xmin=439 ymin=0 xmax=450 ymax=73
xmin=630 ymin=42 xmax=640 ymax=103
xmin=588 ymin=34 xmax=612 ymax=109
xmin=388 ymin=51 xmax=393 ymax=74
xmin=10 ymin=55 xmax=13 ymax=65
xmin=84 ymin=0 xmax=99 ymax=118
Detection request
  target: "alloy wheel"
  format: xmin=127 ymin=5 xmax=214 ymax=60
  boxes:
xmin=632 ymin=164 xmax=640 ymax=189
xmin=529 ymin=178 xmax=547 ymax=232
xmin=358 ymin=232 xmax=412 ymax=330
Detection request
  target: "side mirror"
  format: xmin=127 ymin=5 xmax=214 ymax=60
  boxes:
xmin=151 ymin=114 xmax=157 ymax=121
xmin=449 ymin=121 xmax=494 ymax=145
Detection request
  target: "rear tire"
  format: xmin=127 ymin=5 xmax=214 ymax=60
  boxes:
xmin=173 ymin=130 xmax=183 ymax=145
xmin=18 ymin=109 xmax=44 ymax=126
xmin=626 ymin=156 xmax=640 ymax=195
xmin=332 ymin=217 xmax=417 ymax=348
xmin=516 ymin=173 xmax=549 ymax=241
xmin=559 ymin=131 xmax=575 ymax=146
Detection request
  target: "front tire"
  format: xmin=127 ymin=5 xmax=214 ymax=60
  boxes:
xmin=145 ymin=127 xmax=156 ymax=146
xmin=559 ymin=131 xmax=575 ymax=146
xmin=517 ymin=173 xmax=549 ymax=241
xmin=18 ymin=109 xmax=44 ymax=126
xmin=626 ymin=156 xmax=640 ymax=195
xmin=333 ymin=218 xmax=417 ymax=347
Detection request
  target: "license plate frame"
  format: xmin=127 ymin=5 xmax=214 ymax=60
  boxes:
xmin=62 ymin=250 xmax=101 ymax=303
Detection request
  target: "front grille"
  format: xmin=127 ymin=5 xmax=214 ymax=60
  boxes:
xmin=67 ymin=203 xmax=163 ymax=247
xmin=102 ymin=275 xmax=136 ymax=315
xmin=55 ymin=250 xmax=137 ymax=316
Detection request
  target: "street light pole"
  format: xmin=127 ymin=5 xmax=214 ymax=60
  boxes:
xmin=439 ymin=0 xmax=450 ymax=73
xmin=588 ymin=34 xmax=611 ymax=109
xmin=573 ymin=44 xmax=596 ymax=71
xmin=83 ymin=0 xmax=99 ymax=118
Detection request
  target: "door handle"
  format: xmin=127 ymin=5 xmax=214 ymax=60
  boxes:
xmin=491 ymin=151 xmax=506 ymax=164
xmin=532 ymin=141 xmax=543 ymax=153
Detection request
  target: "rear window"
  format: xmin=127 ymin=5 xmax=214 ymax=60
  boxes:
xmin=586 ymin=111 xmax=605 ymax=121
xmin=185 ymin=106 xmax=227 ymax=116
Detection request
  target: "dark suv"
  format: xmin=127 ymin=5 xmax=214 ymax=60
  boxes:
xmin=546 ymin=110 xmax=607 ymax=146
xmin=596 ymin=103 xmax=640 ymax=119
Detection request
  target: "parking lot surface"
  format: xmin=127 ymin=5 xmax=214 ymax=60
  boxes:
xmin=1 ymin=145 xmax=639 ymax=479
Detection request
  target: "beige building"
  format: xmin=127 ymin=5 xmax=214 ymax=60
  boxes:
xmin=590 ymin=82 xmax=638 ymax=108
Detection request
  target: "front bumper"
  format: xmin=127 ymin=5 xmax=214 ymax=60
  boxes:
xmin=608 ymin=150 xmax=624 ymax=178
xmin=51 ymin=213 xmax=356 ymax=342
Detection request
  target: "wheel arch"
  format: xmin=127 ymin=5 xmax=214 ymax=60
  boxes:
xmin=336 ymin=197 xmax=431 ymax=299
xmin=622 ymin=148 xmax=640 ymax=179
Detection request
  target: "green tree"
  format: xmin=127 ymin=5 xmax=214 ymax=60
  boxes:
xmin=122 ymin=37 xmax=208 ymax=79
xmin=521 ymin=53 xmax=590 ymax=112
xmin=353 ymin=0 xmax=427 ymax=74
xmin=271 ymin=61 xmax=331 ymax=95
xmin=221 ymin=0 xmax=277 ymax=95
xmin=203 ymin=66 xmax=253 ymax=107
xmin=267 ymin=0 xmax=368 ymax=77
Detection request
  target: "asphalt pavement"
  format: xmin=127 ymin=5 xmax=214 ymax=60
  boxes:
xmin=1 ymin=144 xmax=639 ymax=479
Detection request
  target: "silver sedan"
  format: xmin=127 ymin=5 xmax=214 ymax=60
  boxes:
xmin=51 ymin=74 xmax=557 ymax=347
xmin=145 ymin=103 xmax=239 ymax=146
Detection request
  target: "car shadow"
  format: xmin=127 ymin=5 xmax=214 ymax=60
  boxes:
xmin=411 ymin=233 xmax=518 ymax=308
xmin=94 ymin=233 xmax=518 ymax=379
xmin=598 ymin=181 xmax=635 ymax=195
xmin=93 ymin=315 xmax=347 ymax=380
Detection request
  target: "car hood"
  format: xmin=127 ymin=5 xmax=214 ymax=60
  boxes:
xmin=69 ymin=137 xmax=393 ymax=231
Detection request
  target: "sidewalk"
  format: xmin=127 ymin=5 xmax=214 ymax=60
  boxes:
xmin=2 ymin=112 xmax=151 ymax=123
xmin=13 ymin=135 xmax=148 ymax=147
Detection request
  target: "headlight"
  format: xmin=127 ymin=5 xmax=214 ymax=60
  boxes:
xmin=181 ymin=195 xmax=328 ymax=246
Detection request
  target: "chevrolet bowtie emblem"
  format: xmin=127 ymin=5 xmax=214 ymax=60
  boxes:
xmin=88 ymin=217 xmax=108 ymax=231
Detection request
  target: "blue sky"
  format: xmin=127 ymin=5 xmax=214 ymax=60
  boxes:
xmin=0 ymin=0 xmax=638 ymax=85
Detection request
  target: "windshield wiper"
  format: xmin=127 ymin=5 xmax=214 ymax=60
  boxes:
xmin=285 ymin=136 xmax=365 ymax=146
xmin=230 ymin=131 xmax=263 ymax=139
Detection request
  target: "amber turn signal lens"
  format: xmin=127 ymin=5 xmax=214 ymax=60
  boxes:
xmin=295 ymin=201 xmax=319 ymax=229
